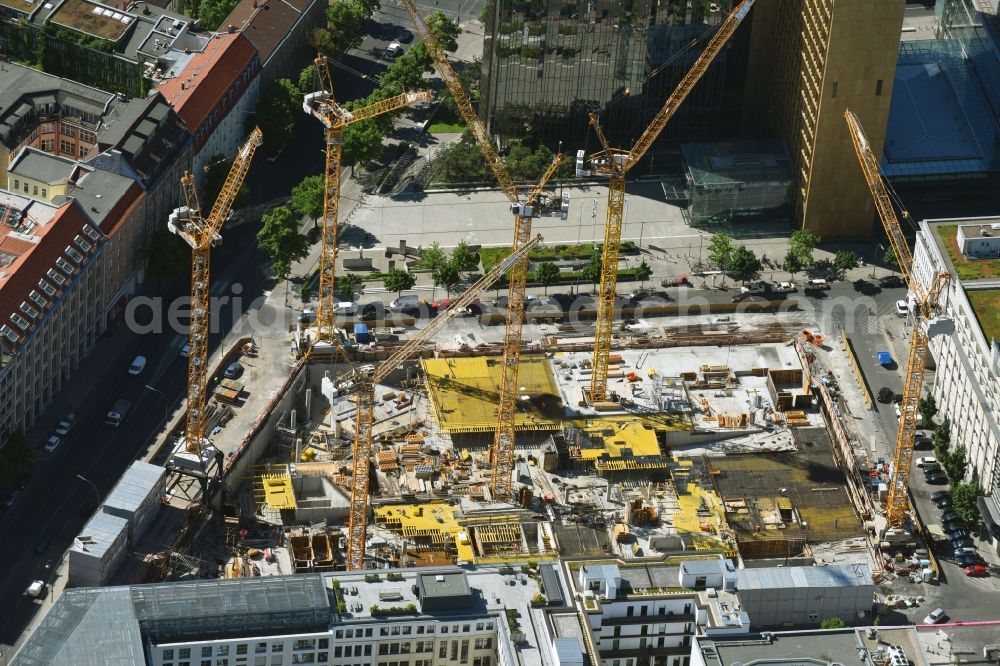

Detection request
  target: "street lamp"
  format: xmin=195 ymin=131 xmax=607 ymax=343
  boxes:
xmin=75 ymin=474 xmax=100 ymax=507
xmin=145 ymin=384 xmax=168 ymax=429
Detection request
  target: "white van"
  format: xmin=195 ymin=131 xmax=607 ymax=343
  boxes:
xmin=386 ymin=41 xmax=404 ymax=58
xmin=333 ymin=302 xmax=357 ymax=315
xmin=128 ymin=355 xmax=146 ymax=376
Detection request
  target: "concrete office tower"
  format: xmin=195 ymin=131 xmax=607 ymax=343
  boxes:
xmin=743 ymin=0 xmax=905 ymax=240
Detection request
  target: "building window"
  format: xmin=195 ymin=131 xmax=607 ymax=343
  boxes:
xmin=236 ymin=645 xmax=248 ymax=655
xmin=293 ymin=639 xmax=315 ymax=650
xmin=11 ymin=314 xmax=29 ymax=331
xmin=12 ymin=179 xmax=18 ymax=189
xmin=66 ymin=246 xmax=84 ymax=263
xmin=41 ymin=189 xmax=47 ymax=198
xmin=41 ymin=138 xmax=54 ymax=152
xmin=875 ymin=79 xmax=883 ymax=96
xmin=79 ymin=144 xmax=88 ymax=157
xmin=56 ymin=257 xmax=74 ymax=274
xmin=218 ymin=646 xmax=229 ymax=656
xmin=23 ymin=181 xmax=28 ymax=193
xmin=47 ymin=268 xmax=65 ymax=285
xmin=83 ymin=225 xmax=101 ymax=241
xmin=163 ymin=649 xmax=175 ymax=660
xmin=32 ymin=186 xmax=38 ymax=196
xmin=1 ymin=325 xmax=19 ymax=343
xmin=60 ymin=139 xmax=74 ymax=153
xmin=80 ymin=129 xmax=96 ymax=143
xmin=20 ymin=303 xmax=38 ymax=319
xmin=831 ymin=81 xmax=838 ymax=98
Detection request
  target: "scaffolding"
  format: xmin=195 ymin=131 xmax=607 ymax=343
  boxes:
xmin=681 ymin=140 xmax=793 ymax=226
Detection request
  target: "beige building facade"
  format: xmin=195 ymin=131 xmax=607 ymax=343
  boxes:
xmin=744 ymin=0 xmax=905 ymax=240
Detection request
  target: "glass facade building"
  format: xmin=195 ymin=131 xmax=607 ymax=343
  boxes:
xmin=479 ymin=0 xmax=749 ymax=157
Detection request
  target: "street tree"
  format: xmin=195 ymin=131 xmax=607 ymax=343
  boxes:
xmin=337 ymin=273 xmax=363 ymax=300
xmin=146 ymin=229 xmax=190 ymax=283
xmin=291 ymin=175 xmax=325 ymax=226
xmin=581 ymin=253 xmax=602 ymax=293
xmin=788 ymin=229 xmax=820 ymax=266
xmin=384 ymin=268 xmax=416 ymax=296
xmin=708 ymin=233 xmax=735 ymax=271
xmin=1 ymin=428 xmax=33 ymax=472
xmin=884 ymin=246 xmax=898 ymax=269
xmin=919 ymin=395 xmax=938 ymax=426
xmin=728 ymin=246 xmax=762 ymax=283
xmin=951 ymin=482 xmax=982 ymax=523
xmin=834 ymin=250 xmax=860 ymax=274
xmin=297 ymin=63 xmax=317 ymax=95
xmin=633 ymin=260 xmax=652 ymax=286
xmin=435 ymin=136 xmax=490 ymax=184
xmin=258 ymin=206 xmax=310 ymax=302
xmin=255 ymin=78 xmax=300 ymax=155
xmin=424 ymin=10 xmax=461 ymax=51
xmin=784 ymin=250 xmax=803 ymax=279
xmin=932 ymin=418 xmax=951 ymax=451
xmin=943 ymin=446 xmax=967 ymax=484
xmin=314 ymin=0 xmax=367 ymax=56
xmin=418 ymin=242 xmax=447 ymax=271
xmin=341 ymin=119 xmax=384 ymax=167
xmin=196 ymin=0 xmax=239 ymax=30
xmin=433 ymin=261 xmax=461 ymax=297
xmin=536 ymin=261 xmax=560 ymax=295
xmin=450 ymin=239 xmax=479 ymax=272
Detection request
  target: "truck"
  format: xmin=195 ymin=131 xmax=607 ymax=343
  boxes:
xmin=106 ymin=399 xmax=132 ymax=428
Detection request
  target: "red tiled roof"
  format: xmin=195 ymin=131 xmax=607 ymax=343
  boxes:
xmin=0 ymin=202 xmax=102 ymax=351
xmin=222 ymin=0 xmax=309 ymax=64
xmin=158 ymin=32 xmax=259 ymax=134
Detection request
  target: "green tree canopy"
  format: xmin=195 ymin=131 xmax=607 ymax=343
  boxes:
xmin=342 ymin=119 xmax=384 ymax=166
xmin=337 ymin=273 xmax=362 ymax=300
xmin=291 ymin=175 xmax=325 ymax=222
xmin=943 ymin=446 xmax=967 ymax=484
xmin=257 ymin=206 xmax=309 ymax=281
xmin=952 ymin=482 xmax=982 ymax=523
xmin=450 ymin=240 xmax=479 ymax=272
xmin=536 ymin=261 xmax=560 ymax=294
xmin=314 ymin=0 xmax=367 ymax=56
xmin=419 ymin=242 xmax=448 ymax=271
xmin=384 ymin=268 xmax=416 ymax=295
xmin=884 ymin=245 xmax=898 ymax=268
xmin=202 ymin=153 xmax=250 ymax=209
xmin=424 ymin=11 xmax=461 ymax=51
xmin=633 ymin=260 xmax=652 ymax=285
xmin=918 ymin=395 xmax=938 ymax=426
xmin=1 ymin=428 xmax=33 ymax=472
xmin=433 ymin=261 xmax=461 ymax=296
xmin=196 ymin=0 xmax=240 ymax=31
xmin=435 ymin=136 xmax=489 ymax=183
xmin=788 ymin=229 xmax=820 ymax=266
xmin=147 ymin=228 xmax=190 ymax=282
xmin=256 ymin=78 xmax=300 ymax=155
xmin=298 ymin=63 xmax=317 ymax=95
xmin=708 ymin=233 xmax=734 ymax=271
xmin=784 ymin=250 xmax=803 ymax=277
xmin=728 ymin=246 xmax=761 ymax=283
xmin=834 ymin=250 xmax=860 ymax=273
xmin=506 ymin=142 xmax=556 ymax=181
xmin=581 ymin=253 xmax=602 ymax=291
xmin=932 ymin=418 xmax=951 ymax=450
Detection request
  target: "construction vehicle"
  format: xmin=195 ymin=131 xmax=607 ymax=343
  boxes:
xmin=105 ymin=399 xmax=132 ymax=428
xmin=400 ymin=0 xmax=564 ymax=502
xmin=168 ymin=128 xmax=262 ymax=455
xmin=845 ymin=109 xmax=951 ymax=530
xmin=575 ymin=0 xmax=756 ymax=404
xmin=302 ymin=55 xmax=431 ymax=346
xmin=336 ymin=235 xmax=544 ymax=570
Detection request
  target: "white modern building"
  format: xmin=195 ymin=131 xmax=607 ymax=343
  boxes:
xmin=913 ymin=216 xmax=1000 ymax=550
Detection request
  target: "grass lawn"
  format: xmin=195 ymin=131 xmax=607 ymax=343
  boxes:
xmin=427 ymin=121 xmax=466 ymax=133
xmin=480 ymin=242 xmax=638 ymax=272
xmin=935 ymin=224 xmax=1000 ymax=280
xmin=427 ymin=105 xmax=466 ymax=135
xmin=966 ymin=290 xmax=1000 ymax=342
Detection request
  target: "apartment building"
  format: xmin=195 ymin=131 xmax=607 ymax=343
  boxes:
xmin=158 ymin=31 xmax=261 ymax=182
xmin=743 ymin=1 xmax=906 ymax=240
xmin=0 ymin=196 xmax=105 ymax=440
xmin=913 ymin=216 xmax=1000 ymax=551
xmin=13 ymin=565 xmax=571 ymax=666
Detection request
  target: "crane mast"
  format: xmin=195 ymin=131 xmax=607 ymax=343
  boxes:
xmin=343 ymin=235 xmax=544 ymax=570
xmin=581 ymin=0 xmax=756 ymax=403
xmin=844 ymin=109 xmax=950 ymax=527
xmin=170 ymin=128 xmax=262 ymax=453
xmin=303 ymin=55 xmax=431 ymax=343
xmin=400 ymin=0 xmax=562 ymax=501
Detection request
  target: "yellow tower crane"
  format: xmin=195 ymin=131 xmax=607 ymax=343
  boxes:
xmin=400 ymin=0 xmax=562 ymax=501
xmin=338 ymin=235 xmax=545 ymax=570
xmin=169 ymin=128 xmax=262 ymax=453
xmin=577 ymin=0 xmax=756 ymax=404
xmin=302 ymin=55 xmax=431 ymax=344
xmin=845 ymin=109 xmax=950 ymax=528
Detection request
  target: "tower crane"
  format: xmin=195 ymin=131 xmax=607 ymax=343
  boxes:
xmin=302 ymin=55 xmax=431 ymax=344
xmin=400 ymin=0 xmax=563 ymax=501
xmin=169 ymin=128 xmax=263 ymax=454
xmin=844 ymin=109 xmax=950 ymax=528
xmin=337 ymin=235 xmax=545 ymax=570
xmin=577 ymin=0 xmax=756 ymax=404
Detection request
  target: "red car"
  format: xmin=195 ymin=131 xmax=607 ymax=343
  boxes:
xmin=965 ymin=564 xmax=988 ymax=577
xmin=661 ymin=275 xmax=691 ymax=287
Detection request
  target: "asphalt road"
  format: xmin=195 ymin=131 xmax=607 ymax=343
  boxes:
xmin=0 ymin=222 xmax=273 ymax=656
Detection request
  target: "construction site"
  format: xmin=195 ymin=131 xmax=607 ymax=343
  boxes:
xmin=128 ymin=0 xmax=927 ymax=596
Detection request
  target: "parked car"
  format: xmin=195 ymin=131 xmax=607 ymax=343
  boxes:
xmin=661 ymin=275 xmax=691 ymax=287
xmin=740 ymin=281 xmax=769 ymax=295
xmin=357 ymin=303 xmax=380 ymax=321
xmin=55 ymin=414 xmax=76 ymax=436
xmin=772 ymin=281 xmax=797 ymax=293
xmin=877 ymin=387 xmax=894 ymax=403
xmin=922 ymin=608 xmax=946 ymax=624
xmin=930 ymin=490 xmax=951 ymax=502
xmin=44 ymin=435 xmax=60 ymax=453
xmin=965 ymin=564 xmax=988 ymax=577
xmin=386 ymin=41 xmax=404 ymax=58
xmin=934 ymin=498 xmax=953 ymax=510
xmin=914 ymin=435 xmax=933 ymax=450
xmin=916 ymin=457 xmax=938 ymax=468
xmin=223 ymin=361 xmax=244 ymax=379
xmin=878 ymin=275 xmax=905 ymax=288
xmin=956 ymin=553 xmax=984 ymax=566
xmin=803 ymin=278 xmax=830 ymax=292
xmin=952 ymin=536 xmax=975 ymax=549
xmin=895 ymin=299 xmax=909 ymax=316
xmin=943 ymin=521 xmax=966 ymax=534
xmin=396 ymin=27 xmax=414 ymax=43
xmin=180 ymin=343 xmax=190 ymax=358
xmin=25 ymin=580 xmax=46 ymax=599
xmin=2 ymin=488 xmax=20 ymax=509
xmin=940 ymin=511 xmax=960 ymax=523
xmin=925 ymin=472 xmax=949 ymax=485
xmin=128 ymin=355 xmax=146 ymax=376
xmin=298 ymin=308 xmax=316 ymax=323
xmin=333 ymin=302 xmax=357 ymax=315
xmin=948 ymin=530 xmax=970 ymax=542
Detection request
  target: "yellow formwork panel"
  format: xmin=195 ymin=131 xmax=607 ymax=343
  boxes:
xmin=422 ymin=356 xmax=563 ymax=433
xmin=261 ymin=473 xmax=296 ymax=509
xmin=374 ymin=503 xmax=475 ymax=562
xmin=672 ymin=479 xmax=730 ymax=552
